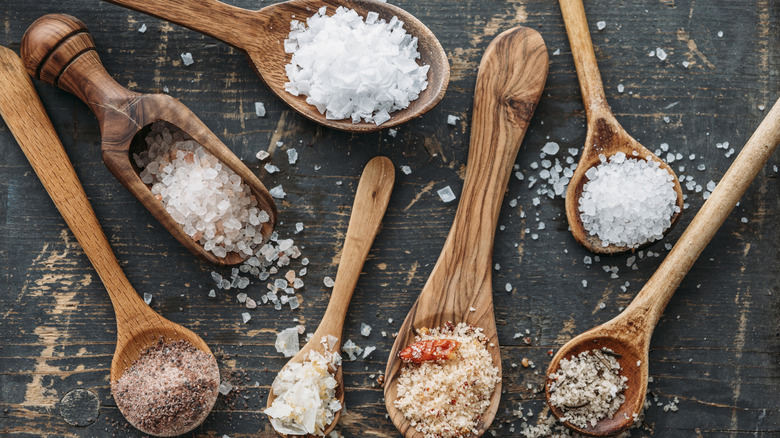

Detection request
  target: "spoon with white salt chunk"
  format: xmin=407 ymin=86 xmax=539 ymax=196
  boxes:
xmin=559 ymin=0 xmax=684 ymax=254
xmin=101 ymin=0 xmax=450 ymax=132
xmin=546 ymin=98 xmax=780 ymax=436
xmin=265 ymin=156 xmax=394 ymax=436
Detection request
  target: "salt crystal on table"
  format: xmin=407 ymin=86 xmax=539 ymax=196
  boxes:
xmin=360 ymin=323 xmax=372 ymax=336
xmin=437 ymin=186 xmax=456 ymax=203
xmin=323 ymin=276 xmax=335 ymax=288
xmin=275 ymin=328 xmax=300 ymax=357
xmin=741 ymin=217 xmax=748 ymax=223
xmin=287 ymin=149 xmax=298 ymax=164
xmin=401 ymin=165 xmax=412 ymax=175
xmin=362 ymin=346 xmax=376 ymax=358
xmin=218 ymin=381 xmax=233 ymax=395
xmin=264 ymin=163 xmax=280 ymax=174
xmin=138 ymin=24 xmax=147 ymax=33
xmin=505 ymin=283 xmax=512 ymax=292
xmin=596 ymin=21 xmax=606 ymax=30
xmin=242 ymin=312 xmax=251 ymax=323
xmin=256 ymin=150 xmax=270 ymax=160
xmin=706 ymin=180 xmax=717 ymax=191
xmin=180 ymin=52 xmax=194 ymax=66
xmin=582 ymin=280 xmax=588 ymax=287
xmin=246 ymin=298 xmax=257 ymax=309
xmin=269 ymin=185 xmax=286 ymax=199
xmin=617 ymin=84 xmax=624 ymax=93
xmin=447 ymin=115 xmax=460 ymax=125
xmin=208 ymin=289 xmax=216 ymax=298
xmin=255 ymin=102 xmax=266 ymax=117
xmin=717 ymin=31 xmax=723 ymax=37
xmin=656 ymin=48 xmax=667 ymax=61
xmin=515 ymin=171 xmax=524 ymax=180
xmin=294 ymin=222 xmax=304 ymax=234
xmin=236 ymin=292 xmax=248 ymax=303
xmin=388 ymin=129 xmax=398 ymax=137
xmin=542 ymin=142 xmax=560 ymax=155
xmin=553 ymin=48 xmax=561 ymax=55
xmin=143 ymin=293 xmax=152 ymax=305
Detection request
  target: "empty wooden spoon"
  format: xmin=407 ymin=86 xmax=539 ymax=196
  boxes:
xmin=0 ymin=44 xmax=219 ymax=436
xmin=384 ymin=26 xmax=548 ymax=437
xmin=559 ymin=0 xmax=684 ymax=254
xmin=21 ymin=13 xmax=277 ymax=266
xmin=102 ymin=0 xmax=450 ymax=133
xmin=546 ymin=98 xmax=780 ymax=436
xmin=265 ymin=156 xmax=394 ymax=436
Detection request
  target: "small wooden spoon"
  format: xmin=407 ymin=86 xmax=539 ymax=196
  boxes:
xmin=0 ymin=45 xmax=219 ymax=435
xmin=546 ymin=98 xmax=780 ymax=436
xmin=384 ymin=27 xmax=548 ymax=437
xmin=20 ymin=14 xmax=277 ymax=266
xmin=102 ymin=0 xmax=450 ymax=133
xmin=265 ymin=156 xmax=394 ymax=436
xmin=559 ymin=0 xmax=684 ymax=254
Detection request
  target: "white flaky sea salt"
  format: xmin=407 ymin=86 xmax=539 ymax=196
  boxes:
xmin=596 ymin=21 xmax=606 ymax=30
xmin=447 ymin=115 xmax=460 ymax=125
xmin=138 ymin=24 xmax=147 ymax=33
xmin=437 ymin=186 xmax=456 ymax=203
xmin=270 ymin=185 xmax=287 ymax=199
xmin=283 ymin=6 xmax=429 ymax=125
xmin=275 ymin=327 xmax=301 ymax=357
xmin=578 ymin=152 xmax=679 ymax=248
xmin=265 ymin=337 xmax=342 ymax=436
xmin=134 ymin=121 xmax=268 ymax=258
xmin=180 ymin=52 xmax=194 ymax=66
xmin=255 ymin=102 xmax=266 ymax=117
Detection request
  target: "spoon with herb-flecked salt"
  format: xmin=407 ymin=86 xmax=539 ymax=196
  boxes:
xmin=546 ymin=97 xmax=780 ymax=436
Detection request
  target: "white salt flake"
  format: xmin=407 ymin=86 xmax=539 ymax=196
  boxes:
xmin=437 ymin=186 xmax=456 ymax=203
xmin=447 ymin=115 xmax=460 ymax=125
xmin=255 ymin=102 xmax=266 ymax=117
xmin=596 ymin=21 xmax=606 ymax=30
xmin=656 ymin=48 xmax=667 ymax=61
xmin=401 ymin=165 xmax=412 ymax=175
xmin=275 ymin=327 xmax=300 ymax=357
xmin=242 ymin=312 xmax=251 ymax=324
xmin=143 ymin=293 xmax=152 ymax=305
xmin=287 ymin=148 xmax=298 ymax=164
xmin=256 ymin=150 xmax=270 ymax=161
xmin=270 ymin=185 xmax=287 ymax=199
xmin=180 ymin=52 xmax=194 ymax=66
xmin=542 ymin=142 xmax=560 ymax=155
xmin=138 ymin=24 xmax=147 ymax=33
xmin=323 ymin=276 xmax=335 ymax=288
xmin=360 ymin=323 xmax=372 ymax=337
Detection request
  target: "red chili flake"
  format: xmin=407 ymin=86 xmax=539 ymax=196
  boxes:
xmin=399 ymin=339 xmax=460 ymax=363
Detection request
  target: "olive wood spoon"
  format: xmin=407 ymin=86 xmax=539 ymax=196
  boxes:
xmin=0 ymin=45 xmax=219 ymax=435
xmin=266 ymin=156 xmax=394 ymax=436
xmin=546 ymin=98 xmax=780 ymax=436
xmin=384 ymin=27 xmax=548 ymax=437
xmin=559 ymin=0 xmax=684 ymax=254
xmin=21 ymin=14 xmax=277 ymax=266
xmin=102 ymin=0 xmax=449 ymax=133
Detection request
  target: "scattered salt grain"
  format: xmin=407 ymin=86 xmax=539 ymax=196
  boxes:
xmin=437 ymin=186 xmax=456 ymax=203
xmin=360 ymin=323 xmax=372 ymax=337
xmin=283 ymin=7 xmax=429 ymax=125
xmin=617 ymin=84 xmax=624 ymax=93
xmin=741 ymin=217 xmax=748 ymax=223
xmin=287 ymin=149 xmax=298 ymax=164
xmin=180 ymin=52 xmax=194 ymax=66
xmin=656 ymin=48 xmax=667 ymax=61
xmin=323 ymin=276 xmax=335 ymax=288
xmin=295 ymin=222 xmax=304 ymax=234
xmin=275 ymin=327 xmax=300 ymax=357
xmin=264 ymin=163 xmax=280 ymax=174
xmin=138 ymin=24 xmax=147 ymax=33
xmin=242 ymin=312 xmax=251 ymax=324
xmin=208 ymin=289 xmax=216 ymax=298
xmin=270 ymin=185 xmax=287 ymax=199
xmin=401 ymin=165 xmax=412 ymax=175
xmin=143 ymin=293 xmax=152 ymax=305
xmin=255 ymin=102 xmax=266 ymax=117
xmin=717 ymin=31 xmax=723 ymax=37
xmin=362 ymin=346 xmax=376 ymax=358
xmin=542 ymin=142 xmax=560 ymax=155
xmin=256 ymin=150 xmax=270 ymax=161
xmin=447 ymin=115 xmax=460 ymax=125
xmin=218 ymin=381 xmax=233 ymax=396
xmin=596 ymin=21 xmax=606 ymax=30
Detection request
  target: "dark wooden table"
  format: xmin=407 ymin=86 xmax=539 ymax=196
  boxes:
xmin=1 ymin=1 xmax=778 ymax=436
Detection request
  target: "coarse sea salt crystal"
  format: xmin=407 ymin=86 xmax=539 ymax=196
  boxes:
xmin=323 ymin=276 xmax=335 ymax=288
xmin=287 ymin=149 xmax=298 ymax=164
xmin=275 ymin=327 xmax=300 ymax=357
xmin=401 ymin=165 xmax=412 ymax=175
xmin=265 ymin=163 xmax=280 ymax=174
xmin=360 ymin=323 xmax=372 ymax=336
xmin=542 ymin=142 xmax=560 ymax=155
xmin=447 ymin=115 xmax=460 ymax=125
xmin=437 ymin=186 xmax=456 ymax=203
xmin=256 ymin=150 xmax=270 ymax=161
xmin=617 ymin=84 xmax=625 ymax=93
xmin=218 ymin=381 xmax=233 ymax=395
xmin=596 ymin=20 xmax=606 ymax=30
xmin=656 ymin=48 xmax=667 ymax=61
xmin=138 ymin=24 xmax=147 ymax=33
xmin=270 ymin=185 xmax=287 ymax=199
xmin=255 ymin=102 xmax=266 ymax=117
xmin=143 ymin=293 xmax=153 ymax=305
xmin=242 ymin=312 xmax=251 ymax=324
xmin=180 ymin=52 xmax=194 ymax=66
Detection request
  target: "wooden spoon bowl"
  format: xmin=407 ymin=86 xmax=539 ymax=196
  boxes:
xmin=21 ymin=14 xmax=277 ymax=266
xmin=102 ymin=0 xmax=450 ymax=132
xmin=265 ymin=156 xmax=394 ymax=436
xmin=560 ymin=0 xmax=683 ymax=254
xmin=546 ymin=98 xmax=780 ymax=436
xmin=384 ymin=26 xmax=548 ymax=437
xmin=0 ymin=45 xmax=218 ymax=436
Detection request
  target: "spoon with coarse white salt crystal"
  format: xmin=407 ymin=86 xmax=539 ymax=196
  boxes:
xmin=546 ymin=98 xmax=780 ymax=436
xmin=100 ymin=0 xmax=449 ymax=132
xmin=265 ymin=156 xmax=394 ymax=437
xmin=559 ymin=0 xmax=684 ymax=254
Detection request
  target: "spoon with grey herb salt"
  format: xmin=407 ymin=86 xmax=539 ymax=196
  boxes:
xmin=546 ymin=97 xmax=780 ymax=436
xmin=0 ymin=45 xmax=219 ymax=437
xmin=265 ymin=156 xmax=395 ymax=436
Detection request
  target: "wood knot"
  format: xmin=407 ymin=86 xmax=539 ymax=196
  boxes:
xmin=505 ymin=97 xmax=536 ymax=125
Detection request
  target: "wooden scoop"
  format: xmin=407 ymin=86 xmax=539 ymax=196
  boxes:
xmin=383 ymin=27 xmax=548 ymax=437
xmin=546 ymin=98 xmax=780 ymax=436
xmin=265 ymin=156 xmax=394 ymax=436
xmin=0 ymin=45 xmax=219 ymax=435
xmin=102 ymin=0 xmax=450 ymax=133
xmin=559 ymin=0 xmax=684 ymax=254
xmin=20 ymin=14 xmax=277 ymax=266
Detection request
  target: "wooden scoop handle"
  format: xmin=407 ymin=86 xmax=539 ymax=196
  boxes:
xmin=21 ymin=14 xmax=138 ymax=119
xmin=0 ymin=46 xmax=152 ymax=334
xmin=559 ymin=0 xmax=609 ymax=118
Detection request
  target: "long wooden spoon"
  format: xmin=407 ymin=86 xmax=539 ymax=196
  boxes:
xmin=546 ymin=98 xmax=780 ymax=436
xmin=20 ymin=14 xmax=277 ymax=266
xmin=383 ymin=27 xmax=548 ymax=437
xmin=560 ymin=0 xmax=684 ymax=254
xmin=101 ymin=0 xmax=449 ymax=133
xmin=265 ymin=156 xmax=394 ymax=436
xmin=0 ymin=45 xmax=219 ymax=435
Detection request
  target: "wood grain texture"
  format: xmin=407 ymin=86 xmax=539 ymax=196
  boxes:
xmin=0 ymin=1 xmax=778 ymax=437
xmin=103 ymin=0 xmax=450 ymax=133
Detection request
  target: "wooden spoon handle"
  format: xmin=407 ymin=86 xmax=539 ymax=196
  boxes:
xmin=628 ymin=98 xmax=780 ymax=330
xmin=21 ymin=14 xmax=138 ymax=119
xmin=0 ymin=46 xmax=148 ymax=327
xmin=315 ymin=156 xmax=395 ymax=335
xmin=558 ymin=0 xmax=609 ymax=118
xmin=102 ymin=0 xmax=260 ymax=50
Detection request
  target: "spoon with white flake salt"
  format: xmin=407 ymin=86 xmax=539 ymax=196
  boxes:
xmin=546 ymin=98 xmax=780 ymax=436
xmin=559 ymin=0 xmax=684 ymax=254
xmin=265 ymin=156 xmax=394 ymax=437
xmin=384 ymin=26 xmax=548 ymax=438
xmin=100 ymin=0 xmax=449 ymax=132
xmin=21 ymin=14 xmax=277 ymax=266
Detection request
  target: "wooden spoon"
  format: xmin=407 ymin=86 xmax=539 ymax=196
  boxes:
xmin=101 ymin=0 xmax=450 ymax=133
xmin=0 ymin=44 xmax=219 ymax=435
xmin=546 ymin=98 xmax=780 ymax=436
xmin=383 ymin=27 xmax=548 ymax=437
xmin=559 ymin=0 xmax=684 ymax=254
xmin=20 ymin=14 xmax=277 ymax=266
xmin=265 ymin=156 xmax=394 ymax=436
